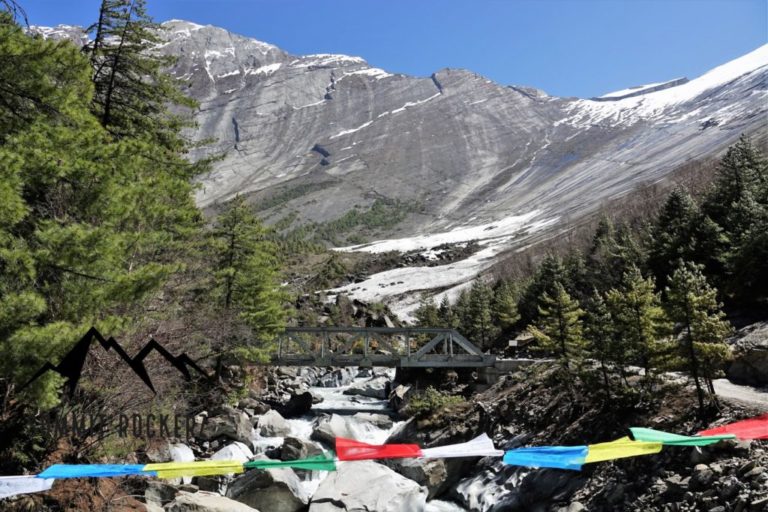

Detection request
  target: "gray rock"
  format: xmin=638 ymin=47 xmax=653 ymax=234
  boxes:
xmin=385 ymin=457 xmax=447 ymax=499
xmin=309 ymin=460 xmax=427 ymax=512
xmin=198 ymin=406 xmax=252 ymax=444
xmin=311 ymin=414 xmax=357 ymax=446
xmin=727 ymin=321 xmax=768 ymax=386
xmin=281 ymin=436 xmax=324 ymax=461
xmin=315 ymin=368 xmax=357 ymax=388
xmin=691 ymin=464 xmax=715 ymax=490
xmin=238 ymin=398 xmax=271 ymax=415
xmin=257 ymin=409 xmax=291 ymax=437
xmin=145 ymin=480 xmax=178 ymax=507
xmin=389 ymin=385 xmax=412 ymax=410
xmin=211 ymin=441 xmax=254 ymax=462
xmin=165 ymin=491 xmax=260 ymax=512
xmin=226 ymin=461 xmax=308 ymax=512
xmin=352 ymin=412 xmax=394 ymax=429
xmin=343 ymin=376 xmax=390 ymax=399
xmin=274 ymin=391 xmax=314 ymax=418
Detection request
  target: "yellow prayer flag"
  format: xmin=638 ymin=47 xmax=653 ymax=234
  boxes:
xmin=144 ymin=460 xmax=244 ymax=478
xmin=584 ymin=436 xmax=662 ymax=464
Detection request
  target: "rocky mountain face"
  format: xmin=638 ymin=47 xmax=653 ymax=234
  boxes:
xmin=154 ymin=20 xmax=767 ymax=232
xmin=31 ymin=20 xmax=768 ymax=314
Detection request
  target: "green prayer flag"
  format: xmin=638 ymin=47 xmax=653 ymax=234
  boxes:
xmin=630 ymin=427 xmax=735 ymax=446
xmin=244 ymin=453 xmax=336 ymax=472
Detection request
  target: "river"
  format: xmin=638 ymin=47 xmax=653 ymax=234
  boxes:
xmin=249 ymin=367 xmax=469 ymax=511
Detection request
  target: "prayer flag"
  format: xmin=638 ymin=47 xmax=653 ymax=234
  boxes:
xmin=698 ymin=414 xmax=768 ymax=440
xmin=630 ymin=427 xmax=735 ymax=446
xmin=584 ymin=437 xmax=662 ymax=464
xmin=0 ymin=476 xmax=55 ymax=499
xmin=37 ymin=464 xmax=150 ymax=479
xmin=420 ymin=434 xmax=504 ymax=459
xmin=143 ymin=460 xmax=244 ymax=478
xmin=336 ymin=438 xmax=422 ymax=461
xmin=502 ymin=446 xmax=588 ymax=471
xmin=244 ymin=453 xmax=337 ymax=471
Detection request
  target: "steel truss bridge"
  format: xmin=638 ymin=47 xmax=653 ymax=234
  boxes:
xmin=271 ymin=327 xmax=496 ymax=368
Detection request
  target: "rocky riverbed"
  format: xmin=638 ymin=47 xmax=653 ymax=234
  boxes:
xmin=3 ymin=364 xmax=765 ymax=512
xmin=133 ymin=366 xmax=470 ymax=511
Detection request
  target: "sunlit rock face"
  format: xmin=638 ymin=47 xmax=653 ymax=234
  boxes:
xmin=159 ymin=21 xmax=766 ymax=235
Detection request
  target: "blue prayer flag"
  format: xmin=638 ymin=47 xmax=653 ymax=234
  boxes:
xmin=502 ymin=446 xmax=588 ymax=471
xmin=37 ymin=464 xmax=154 ymax=479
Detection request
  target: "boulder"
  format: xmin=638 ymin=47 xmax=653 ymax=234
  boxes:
xmin=385 ymin=458 xmax=447 ymax=499
xmin=211 ymin=441 xmax=254 ymax=463
xmin=164 ymin=491 xmax=260 ymax=512
xmin=389 ymin=384 xmax=413 ymax=411
xmin=690 ymin=464 xmax=715 ymax=490
xmin=343 ymin=376 xmax=390 ymax=399
xmin=281 ymin=436 xmax=324 ymax=461
xmin=257 ymin=410 xmax=291 ymax=437
xmin=352 ymin=412 xmax=393 ymax=429
xmin=274 ymin=392 xmax=314 ymax=419
xmin=238 ymin=398 xmax=271 ymax=415
xmin=726 ymin=321 xmax=768 ymax=386
xmin=144 ymin=480 xmax=178 ymax=508
xmin=226 ymin=461 xmax=308 ymax=512
xmin=309 ymin=460 xmax=427 ymax=512
xmin=198 ymin=406 xmax=252 ymax=444
xmin=170 ymin=444 xmax=195 ymax=463
xmin=315 ymin=368 xmax=357 ymax=388
xmin=311 ymin=414 xmax=356 ymax=446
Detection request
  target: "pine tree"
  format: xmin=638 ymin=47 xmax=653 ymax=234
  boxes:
xmin=466 ymin=280 xmax=498 ymax=350
xmin=210 ymin=196 xmax=285 ymax=341
xmin=518 ymin=254 xmax=569 ymax=325
xmin=0 ymin=18 xmax=205 ymax=406
xmin=85 ymin=0 xmax=197 ymax=150
xmin=437 ymin=296 xmax=458 ymax=329
xmin=605 ymin=267 xmax=670 ymax=388
xmin=704 ymin=135 xmax=767 ymax=227
xmin=528 ymin=282 xmax=587 ymax=379
xmin=703 ymin=136 xmax=768 ymax=301
xmin=584 ymin=290 xmax=614 ymax=394
xmin=414 ymin=296 xmax=440 ymax=328
xmin=492 ymin=279 xmax=520 ymax=330
xmin=665 ymin=260 xmax=732 ymax=414
xmin=649 ymin=188 xmax=728 ymax=288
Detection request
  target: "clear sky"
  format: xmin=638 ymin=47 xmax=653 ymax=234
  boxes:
xmin=17 ymin=0 xmax=768 ymax=98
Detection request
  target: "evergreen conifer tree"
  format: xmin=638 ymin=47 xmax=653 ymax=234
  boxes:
xmin=528 ymin=282 xmax=587 ymax=379
xmin=605 ymin=267 xmax=670 ymax=388
xmin=210 ymin=196 xmax=285 ymax=341
xmin=665 ymin=260 xmax=732 ymax=414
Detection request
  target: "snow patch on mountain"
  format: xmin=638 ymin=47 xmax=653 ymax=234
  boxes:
xmin=337 ymin=211 xmax=545 ymax=254
xmin=599 ymin=79 xmax=685 ymax=99
xmin=329 ymin=212 xmax=559 ymax=321
xmin=559 ymin=44 xmax=768 ymax=128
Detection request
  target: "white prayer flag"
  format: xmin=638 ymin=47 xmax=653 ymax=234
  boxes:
xmin=420 ymin=433 xmax=504 ymax=459
xmin=0 ymin=475 xmax=55 ymax=499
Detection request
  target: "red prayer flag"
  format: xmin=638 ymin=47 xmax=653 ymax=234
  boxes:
xmin=336 ymin=437 xmax=423 ymax=461
xmin=698 ymin=413 xmax=768 ymax=440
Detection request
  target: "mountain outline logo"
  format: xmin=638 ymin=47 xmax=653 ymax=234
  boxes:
xmin=19 ymin=327 xmax=209 ymax=397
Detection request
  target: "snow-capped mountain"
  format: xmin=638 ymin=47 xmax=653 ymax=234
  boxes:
xmin=32 ymin=21 xmax=768 ymax=318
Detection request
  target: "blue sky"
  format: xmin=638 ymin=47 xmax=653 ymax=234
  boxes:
xmin=19 ymin=0 xmax=768 ymax=98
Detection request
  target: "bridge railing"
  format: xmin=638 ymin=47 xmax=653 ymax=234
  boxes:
xmin=273 ymin=327 xmax=495 ymax=368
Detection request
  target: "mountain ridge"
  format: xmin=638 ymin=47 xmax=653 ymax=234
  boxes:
xmin=29 ymin=21 xmax=768 ymax=317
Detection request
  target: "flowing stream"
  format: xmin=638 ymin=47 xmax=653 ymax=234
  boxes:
xmin=248 ymin=367 xmax=468 ymax=511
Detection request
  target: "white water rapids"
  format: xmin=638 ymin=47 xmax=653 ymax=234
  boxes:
xmin=248 ymin=368 xmax=468 ymax=511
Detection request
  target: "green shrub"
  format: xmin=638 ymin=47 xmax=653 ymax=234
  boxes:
xmin=405 ymin=386 xmax=465 ymax=417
